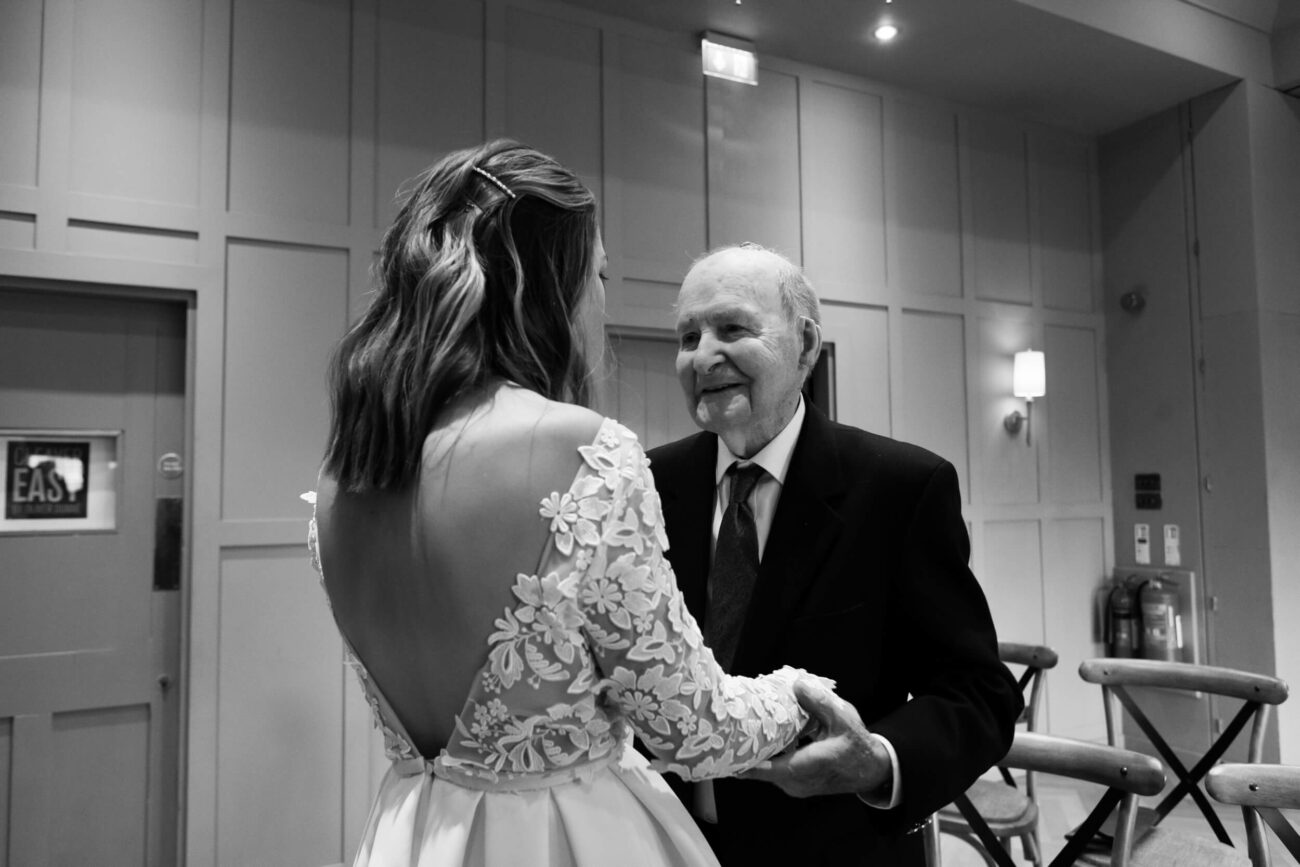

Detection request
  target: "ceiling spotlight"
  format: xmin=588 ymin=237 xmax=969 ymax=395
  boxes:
xmin=874 ymin=23 xmax=899 ymax=42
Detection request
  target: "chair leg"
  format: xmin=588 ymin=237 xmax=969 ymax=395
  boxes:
xmin=924 ymin=814 xmax=942 ymax=867
xmin=1022 ymin=827 xmax=1043 ymax=867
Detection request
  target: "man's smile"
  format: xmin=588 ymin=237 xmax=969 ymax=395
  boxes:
xmin=698 ymin=382 xmax=745 ymax=398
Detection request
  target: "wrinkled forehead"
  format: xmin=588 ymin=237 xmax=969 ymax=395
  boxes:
xmin=676 ymin=251 xmax=782 ymax=322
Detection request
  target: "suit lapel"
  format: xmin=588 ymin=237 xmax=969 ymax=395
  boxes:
xmin=654 ymin=434 xmax=717 ymax=619
xmin=734 ymin=405 xmax=848 ymax=674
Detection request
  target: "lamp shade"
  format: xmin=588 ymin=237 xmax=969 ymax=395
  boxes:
xmin=1013 ymin=350 xmax=1045 ymax=399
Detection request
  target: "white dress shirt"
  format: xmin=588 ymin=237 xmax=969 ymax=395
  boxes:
xmin=697 ymin=397 xmax=901 ymax=816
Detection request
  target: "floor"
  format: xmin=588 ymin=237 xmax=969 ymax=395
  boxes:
xmin=937 ymin=774 xmax=1298 ymax=865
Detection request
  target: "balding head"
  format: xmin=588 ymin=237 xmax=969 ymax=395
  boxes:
xmin=689 ymin=244 xmax=821 ymax=328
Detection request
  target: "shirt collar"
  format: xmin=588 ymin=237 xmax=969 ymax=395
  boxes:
xmin=714 ymin=397 xmax=806 ymax=487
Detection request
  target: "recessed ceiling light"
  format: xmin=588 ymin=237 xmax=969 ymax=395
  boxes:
xmin=874 ymin=23 xmax=899 ymax=42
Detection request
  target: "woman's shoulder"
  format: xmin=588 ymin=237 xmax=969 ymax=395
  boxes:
xmin=421 ymin=389 xmax=618 ymax=483
xmin=532 ymin=397 xmax=607 ymax=447
xmin=518 ymin=399 xmax=647 ymax=477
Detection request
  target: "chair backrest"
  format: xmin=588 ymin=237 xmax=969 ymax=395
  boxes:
xmin=1207 ymin=763 xmax=1300 ymax=866
xmin=1078 ymin=658 xmax=1289 ymax=848
xmin=1000 ymin=641 xmax=1059 ymax=732
xmin=998 ymin=641 xmax=1058 ymax=803
xmin=961 ymin=732 xmax=1165 ymax=867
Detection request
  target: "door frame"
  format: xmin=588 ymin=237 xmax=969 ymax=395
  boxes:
xmin=0 ymin=275 xmax=197 ymax=865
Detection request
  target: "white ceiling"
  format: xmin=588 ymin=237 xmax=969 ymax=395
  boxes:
xmin=557 ymin=0 xmax=1298 ymax=136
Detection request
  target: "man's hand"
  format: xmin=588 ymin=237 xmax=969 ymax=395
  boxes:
xmin=741 ymin=678 xmax=893 ymax=798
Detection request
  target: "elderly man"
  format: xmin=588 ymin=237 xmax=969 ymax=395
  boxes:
xmin=647 ymin=244 xmax=1022 ymax=866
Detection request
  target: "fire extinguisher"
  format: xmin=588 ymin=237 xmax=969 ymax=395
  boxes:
xmin=1138 ymin=576 xmax=1182 ymax=661
xmin=1105 ymin=578 xmax=1139 ymax=657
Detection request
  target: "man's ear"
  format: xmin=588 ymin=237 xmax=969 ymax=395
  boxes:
xmin=798 ymin=316 xmax=822 ymax=371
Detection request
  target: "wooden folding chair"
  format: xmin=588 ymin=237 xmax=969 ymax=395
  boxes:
xmin=1207 ymin=763 xmax=1300 ymax=866
xmin=1078 ymin=658 xmax=1289 ymax=851
xmin=939 ymin=642 xmax=1059 ymax=866
xmin=952 ymin=732 xmax=1165 ymax=867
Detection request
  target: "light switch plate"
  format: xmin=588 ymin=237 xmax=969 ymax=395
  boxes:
xmin=1164 ymin=524 xmax=1181 ymax=566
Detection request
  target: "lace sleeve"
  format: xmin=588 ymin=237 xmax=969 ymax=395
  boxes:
xmin=559 ymin=420 xmax=811 ymax=781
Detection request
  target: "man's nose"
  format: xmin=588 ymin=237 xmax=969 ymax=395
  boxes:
xmin=692 ymin=332 xmax=725 ymax=373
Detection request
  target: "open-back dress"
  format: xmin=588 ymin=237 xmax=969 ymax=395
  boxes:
xmin=308 ymin=418 xmax=812 ymax=866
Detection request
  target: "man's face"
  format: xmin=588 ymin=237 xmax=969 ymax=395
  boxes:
xmin=674 ymin=249 xmax=812 ymax=458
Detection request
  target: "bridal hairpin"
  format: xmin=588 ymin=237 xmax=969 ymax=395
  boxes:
xmin=472 ymin=165 xmax=516 ymax=200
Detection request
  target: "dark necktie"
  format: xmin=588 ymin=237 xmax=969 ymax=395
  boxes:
xmin=705 ymin=462 xmax=766 ymax=672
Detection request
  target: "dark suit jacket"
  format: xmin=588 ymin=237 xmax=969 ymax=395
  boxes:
xmin=646 ymin=404 xmax=1022 ymax=866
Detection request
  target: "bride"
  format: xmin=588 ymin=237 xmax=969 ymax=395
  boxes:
xmin=308 ymin=140 xmax=827 ymax=866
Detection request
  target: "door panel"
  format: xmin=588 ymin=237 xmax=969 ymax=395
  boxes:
xmin=0 ymin=287 xmax=185 ymax=866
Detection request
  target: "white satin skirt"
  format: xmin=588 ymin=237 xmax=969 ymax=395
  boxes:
xmin=352 ymin=743 xmax=719 ymax=867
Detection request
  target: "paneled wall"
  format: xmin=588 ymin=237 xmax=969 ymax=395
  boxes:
xmin=0 ymin=0 xmax=1111 ymax=863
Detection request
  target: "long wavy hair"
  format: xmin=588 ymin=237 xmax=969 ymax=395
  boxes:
xmin=323 ymin=140 xmax=599 ymax=492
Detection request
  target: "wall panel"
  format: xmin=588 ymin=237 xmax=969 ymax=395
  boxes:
xmin=888 ymin=100 xmax=961 ymax=297
xmin=969 ymin=118 xmax=1032 ymax=304
xmin=69 ymin=0 xmax=203 ymax=205
xmin=981 ymin=520 xmax=1044 ymax=646
xmin=1199 ymin=312 xmax=1274 ymax=680
xmin=1037 ymin=134 xmax=1095 ymax=312
xmin=707 ymin=70 xmax=802 ymax=258
xmin=217 ymin=549 xmax=344 ymax=867
xmin=801 ymin=82 xmax=885 ymax=303
xmin=375 ymin=0 xmax=484 ymax=226
xmin=1045 ymin=324 xmax=1104 ymax=503
xmin=222 ymin=241 xmax=348 ymax=520
xmin=899 ymin=310 xmax=969 ymax=497
xmin=978 ymin=317 xmax=1039 ymax=504
xmin=0 ymin=213 xmax=36 ymax=250
xmin=0 ymin=717 xmax=9 ymax=866
xmin=0 ymin=0 xmax=42 ymax=187
xmin=615 ymin=33 xmax=706 ymax=283
xmin=66 ymin=221 xmax=199 ymax=264
xmin=821 ymin=302 xmax=890 ymax=436
xmin=503 ymin=8 xmax=602 ymax=207
xmin=1263 ymin=312 xmax=1300 ymax=761
xmin=49 ymin=705 xmax=149 ymax=865
xmin=1042 ymin=518 xmax=1107 ymax=738
xmin=228 ymin=0 xmax=351 ymax=222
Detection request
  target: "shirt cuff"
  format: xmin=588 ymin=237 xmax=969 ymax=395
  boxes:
xmin=856 ymin=732 xmax=901 ymax=809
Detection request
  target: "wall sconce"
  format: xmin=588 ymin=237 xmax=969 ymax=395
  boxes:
xmin=1004 ymin=349 xmax=1045 ymax=446
xmin=701 ymin=32 xmax=758 ymax=85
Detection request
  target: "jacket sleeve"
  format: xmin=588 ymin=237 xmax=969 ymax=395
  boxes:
xmin=867 ymin=459 xmax=1023 ymax=827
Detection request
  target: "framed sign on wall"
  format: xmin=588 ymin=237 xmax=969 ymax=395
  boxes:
xmin=0 ymin=430 xmax=119 ymax=533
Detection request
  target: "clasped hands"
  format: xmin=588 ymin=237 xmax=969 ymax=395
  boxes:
xmin=741 ymin=676 xmax=893 ymax=800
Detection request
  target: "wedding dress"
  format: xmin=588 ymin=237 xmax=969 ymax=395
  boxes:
xmin=308 ymin=418 xmax=811 ymax=866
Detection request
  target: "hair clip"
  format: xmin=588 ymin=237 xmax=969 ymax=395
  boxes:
xmin=472 ymin=165 xmax=516 ymax=200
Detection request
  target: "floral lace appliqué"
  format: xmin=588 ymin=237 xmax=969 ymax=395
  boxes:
xmin=438 ymin=419 xmax=810 ymax=784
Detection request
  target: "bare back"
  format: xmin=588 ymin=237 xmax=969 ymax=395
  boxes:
xmin=314 ymin=384 xmax=603 ymax=755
